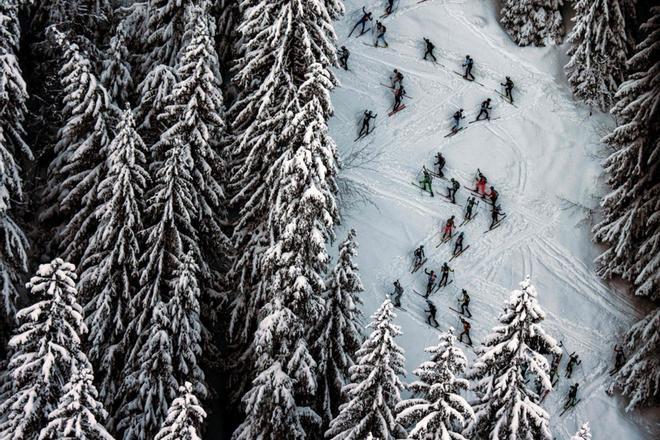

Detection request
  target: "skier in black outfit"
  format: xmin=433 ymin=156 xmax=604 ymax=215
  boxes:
xmin=413 ymin=245 xmax=425 ymax=267
xmin=565 ymin=352 xmax=580 ymax=378
xmin=423 ymin=38 xmax=436 ymax=61
xmin=375 ymin=21 xmax=388 ymax=47
xmin=446 ymin=178 xmax=460 ymax=203
xmin=391 ymin=69 xmax=404 ymax=88
xmin=476 ymin=98 xmax=492 ymax=121
xmin=452 ymin=108 xmax=465 ymax=131
xmin=385 ymin=0 xmax=395 ymax=14
xmin=338 ymin=46 xmax=350 ymax=70
xmin=359 ymin=110 xmax=377 ymax=136
xmin=501 ymin=76 xmax=514 ymax=102
xmin=349 ymin=7 xmax=373 ymax=37
xmin=465 ymin=196 xmax=477 ymax=220
xmin=488 ymin=186 xmax=499 ymax=205
xmin=565 ymin=383 xmax=579 ymax=408
xmin=393 ymin=85 xmax=406 ymax=111
xmin=425 ymin=300 xmax=439 ymax=327
xmin=459 ymin=289 xmax=472 ymax=317
xmin=490 ymin=204 xmax=503 ymax=230
xmin=424 ymin=268 xmax=437 ymax=297
xmin=459 ymin=317 xmax=472 ymax=345
xmin=435 ymin=152 xmax=446 ymax=177
xmin=462 ymin=55 xmax=475 ymax=80
xmin=613 ymin=345 xmax=626 ymax=371
xmin=391 ymin=280 xmax=404 ymax=306
xmin=439 ymin=262 xmax=453 ymax=287
xmin=453 ymin=232 xmax=465 ymax=256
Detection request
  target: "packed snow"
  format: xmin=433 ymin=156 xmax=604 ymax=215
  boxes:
xmin=330 ymin=1 xmax=658 ymax=438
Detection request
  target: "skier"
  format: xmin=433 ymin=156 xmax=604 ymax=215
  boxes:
xmin=393 ymin=85 xmax=406 ymax=112
xmin=474 ymin=169 xmax=487 ymax=194
xmin=391 ymin=69 xmax=404 ymax=88
xmin=465 ymin=196 xmax=477 ymax=220
xmin=458 ymin=316 xmax=472 ymax=345
xmin=549 ymin=352 xmax=562 ymax=383
xmin=490 ymin=204 xmax=503 ymax=230
xmin=349 ymin=7 xmax=373 ymax=37
xmin=452 ymin=108 xmax=465 ymax=131
xmin=419 ymin=166 xmax=433 ymax=196
xmin=438 ymin=262 xmax=453 ymax=287
xmin=435 ymin=152 xmax=446 ymax=177
xmin=565 ymin=383 xmax=579 ymax=408
xmin=488 ymin=186 xmax=499 ymax=205
xmin=413 ymin=244 xmax=425 ymax=267
xmin=475 ymin=98 xmax=492 ymax=121
xmin=423 ymin=37 xmax=436 ymax=61
xmin=501 ymin=76 xmax=514 ymax=102
xmin=391 ymin=280 xmax=404 ymax=307
xmin=338 ymin=46 xmax=350 ymax=70
xmin=425 ymin=300 xmax=439 ymax=327
xmin=565 ymin=352 xmax=580 ymax=378
xmin=453 ymin=232 xmax=465 ymax=256
xmin=613 ymin=345 xmax=626 ymax=371
xmin=385 ymin=0 xmax=395 ymax=14
xmin=359 ymin=110 xmax=377 ymax=136
xmin=462 ymin=55 xmax=475 ymax=80
xmin=446 ymin=178 xmax=460 ymax=203
xmin=459 ymin=289 xmax=472 ymax=317
xmin=423 ymin=268 xmax=437 ymax=297
xmin=375 ymin=21 xmax=388 ymax=47
xmin=442 ymin=215 xmax=455 ymax=240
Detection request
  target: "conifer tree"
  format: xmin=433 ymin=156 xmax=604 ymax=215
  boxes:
xmin=168 ymin=252 xmax=206 ymax=398
xmin=101 ymin=22 xmax=134 ymax=109
xmin=500 ymin=0 xmax=564 ymax=46
xmin=154 ymin=381 xmax=206 ymax=440
xmin=0 ymin=259 xmax=92 ymax=439
xmin=41 ymin=28 xmax=112 ymax=263
xmin=464 ymin=278 xmax=562 ymax=440
xmin=396 ymin=329 xmax=474 ymax=439
xmin=117 ymin=302 xmax=178 ymax=440
xmin=78 ymin=109 xmax=149 ymax=405
xmin=565 ymin=0 xmax=631 ymax=111
xmin=325 ymin=300 xmax=407 ymax=440
xmin=309 ymin=229 xmax=364 ymax=426
xmin=135 ymin=64 xmax=177 ymax=137
xmin=571 ymin=422 xmax=592 ymax=440
xmin=39 ymin=367 xmax=114 ymax=440
xmin=0 ymin=0 xmax=20 ymax=52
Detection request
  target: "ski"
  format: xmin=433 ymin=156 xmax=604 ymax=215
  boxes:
xmin=456 ymin=339 xmax=474 ymax=348
xmin=448 ymin=307 xmax=471 ymax=318
xmin=412 ymin=289 xmax=429 ymax=299
xmin=389 ymin=104 xmax=407 ymax=116
xmin=411 ymin=258 xmax=428 ymax=273
xmin=355 ymin=28 xmax=371 ymax=38
xmin=393 ymin=305 xmax=407 ymax=312
xmin=363 ymin=41 xmax=389 ymax=48
xmin=433 ymin=279 xmax=452 ymax=293
xmin=444 ymin=127 xmax=464 ymax=137
xmin=439 ymin=194 xmax=462 ymax=206
xmin=484 ymin=214 xmax=508 ymax=234
xmin=429 ymin=171 xmax=448 ymax=181
xmin=494 ymin=90 xmax=518 ymax=108
xmin=469 ymin=117 xmax=500 ymax=124
xmin=353 ymin=128 xmax=373 ymax=142
xmin=449 ymin=245 xmax=470 ymax=262
xmin=559 ymin=400 xmax=581 ymax=417
xmin=380 ymin=83 xmax=395 ymax=89
xmin=459 ymin=211 xmax=479 ymax=226
xmin=435 ymin=236 xmax=451 ymax=248
xmin=411 ymin=181 xmax=433 ymax=196
xmin=452 ymin=71 xmax=486 ymax=86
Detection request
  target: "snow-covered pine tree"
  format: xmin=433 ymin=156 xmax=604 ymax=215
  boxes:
xmin=155 ymin=4 xmax=228 ymax=274
xmin=500 ymin=0 xmax=564 ymax=46
xmin=0 ymin=258 xmax=93 ymax=439
xmin=116 ymin=302 xmax=178 ymax=440
xmin=464 ymin=278 xmax=562 ymax=440
xmin=101 ymin=22 xmax=134 ymax=109
xmin=154 ymin=381 xmax=206 ymax=440
xmin=0 ymin=3 xmax=31 ymax=350
xmin=135 ymin=64 xmax=177 ymax=139
xmin=78 ymin=109 xmax=149 ymax=405
xmin=571 ymin=422 xmax=592 ymax=440
xmin=396 ymin=329 xmax=474 ymax=439
xmin=325 ymin=300 xmax=407 ymax=440
xmin=309 ymin=229 xmax=364 ymax=427
xmin=39 ymin=367 xmax=114 ymax=440
xmin=41 ymin=28 xmax=112 ymax=264
xmin=168 ymin=252 xmax=206 ymax=399
xmin=593 ymin=6 xmax=659 ymax=300
xmin=565 ymin=0 xmax=631 ymax=111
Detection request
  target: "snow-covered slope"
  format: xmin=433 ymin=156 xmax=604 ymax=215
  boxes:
xmin=329 ymin=1 xmax=658 ymax=438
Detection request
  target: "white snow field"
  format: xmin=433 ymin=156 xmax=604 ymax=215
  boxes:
xmin=329 ymin=1 xmax=659 ymax=439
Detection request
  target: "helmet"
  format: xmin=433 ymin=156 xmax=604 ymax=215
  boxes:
xmin=487 ymin=98 xmax=491 ymax=101
xmin=506 ymin=76 xmax=510 ymax=80
xmin=341 ymin=45 xmax=346 ymax=49
xmin=490 ymin=186 xmax=494 ymax=190
xmin=420 ymin=244 xmax=424 ymax=248
xmin=466 ymin=54 xmax=470 ymax=58
xmin=460 ymin=108 xmax=464 ymax=111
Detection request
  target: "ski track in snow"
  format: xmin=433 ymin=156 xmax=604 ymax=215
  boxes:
xmin=331 ymin=1 xmax=657 ymax=439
